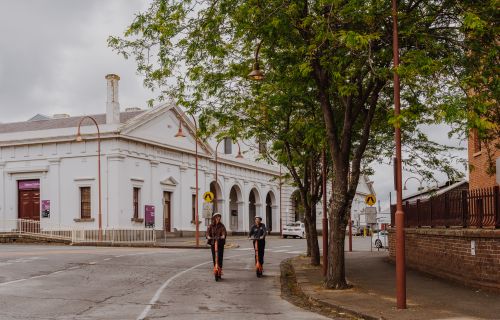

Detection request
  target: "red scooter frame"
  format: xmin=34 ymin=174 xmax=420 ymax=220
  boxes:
xmin=213 ymin=238 xmax=222 ymax=281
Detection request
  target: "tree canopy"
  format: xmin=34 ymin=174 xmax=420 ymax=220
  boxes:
xmin=109 ymin=0 xmax=496 ymax=288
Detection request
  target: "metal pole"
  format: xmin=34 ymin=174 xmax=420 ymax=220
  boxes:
xmin=190 ymin=115 xmax=200 ymax=248
xmin=322 ymin=149 xmax=328 ymax=276
xmin=97 ymin=128 xmax=102 ymax=242
xmin=349 ymin=213 xmax=353 ymax=251
xmin=392 ymin=0 xmax=406 ymax=309
xmin=279 ymin=165 xmax=283 ymax=237
xmin=214 ymin=140 xmax=222 ymax=213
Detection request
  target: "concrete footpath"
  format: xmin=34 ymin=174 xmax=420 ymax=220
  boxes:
xmin=287 ymin=251 xmax=500 ymax=320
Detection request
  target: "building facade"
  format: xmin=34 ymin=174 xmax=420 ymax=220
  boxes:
xmin=0 ymin=74 xmax=376 ymax=236
xmin=468 ymin=130 xmax=499 ymax=189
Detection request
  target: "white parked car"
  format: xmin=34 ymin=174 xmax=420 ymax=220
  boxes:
xmin=282 ymin=222 xmax=306 ymax=239
xmin=372 ymin=230 xmax=388 ymax=248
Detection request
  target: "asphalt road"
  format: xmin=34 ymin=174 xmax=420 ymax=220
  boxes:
xmin=0 ymin=237 xmax=346 ymax=320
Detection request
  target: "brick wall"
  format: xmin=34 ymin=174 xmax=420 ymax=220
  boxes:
xmin=468 ymin=133 xmax=499 ymax=189
xmin=388 ymin=228 xmax=500 ymax=292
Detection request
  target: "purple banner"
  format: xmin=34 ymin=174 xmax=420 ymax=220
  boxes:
xmin=18 ymin=180 xmax=40 ymax=190
xmin=145 ymin=205 xmax=155 ymax=228
xmin=41 ymin=200 xmax=50 ymax=218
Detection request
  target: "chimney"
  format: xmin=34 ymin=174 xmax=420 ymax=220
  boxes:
xmin=105 ymin=74 xmax=120 ymax=124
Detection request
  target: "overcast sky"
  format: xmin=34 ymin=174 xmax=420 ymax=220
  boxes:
xmin=0 ymin=0 xmax=468 ymax=211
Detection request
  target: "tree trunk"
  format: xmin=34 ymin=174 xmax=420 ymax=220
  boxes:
xmin=304 ymin=217 xmax=312 ymax=257
xmin=308 ymin=204 xmax=320 ymax=266
xmin=325 ymin=202 xmax=349 ymax=289
xmin=325 ymin=172 xmax=351 ymax=289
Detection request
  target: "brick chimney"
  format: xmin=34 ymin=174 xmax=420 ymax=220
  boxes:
xmin=105 ymin=74 xmax=120 ymax=124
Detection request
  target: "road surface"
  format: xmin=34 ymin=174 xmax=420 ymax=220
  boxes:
xmin=0 ymin=237 xmax=338 ymax=320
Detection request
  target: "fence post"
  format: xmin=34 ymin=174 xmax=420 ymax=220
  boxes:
xmin=461 ymin=190 xmax=468 ymax=228
xmin=430 ymin=197 xmax=434 ymax=228
xmin=495 ymin=186 xmax=500 ymax=229
xmin=444 ymin=193 xmax=449 ymax=228
xmin=416 ymin=199 xmax=420 ymax=227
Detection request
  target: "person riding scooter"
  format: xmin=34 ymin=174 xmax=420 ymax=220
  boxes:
xmin=249 ymin=216 xmax=267 ymax=277
xmin=206 ymin=212 xmax=227 ymax=280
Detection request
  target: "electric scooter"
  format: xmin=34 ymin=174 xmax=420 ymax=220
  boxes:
xmin=213 ymin=237 xmax=223 ymax=281
xmin=250 ymin=237 xmax=264 ymax=278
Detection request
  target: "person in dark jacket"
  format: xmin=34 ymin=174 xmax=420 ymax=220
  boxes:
xmin=206 ymin=212 xmax=227 ymax=271
xmin=249 ymin=216 xmax=267 ymax=272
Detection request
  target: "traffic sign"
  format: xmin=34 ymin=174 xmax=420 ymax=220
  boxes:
xmin=365 ymin=194 xmax=376 ymax=206
xmin=203 ymin=191 xmax=215 ymax=203
xmin=202 ymin=202 xmax=214 ymax=218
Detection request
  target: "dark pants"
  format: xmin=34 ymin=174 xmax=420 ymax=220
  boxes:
xmin=253 ymin=239 xmax=265 ymax=265
xmin=211 ymin=239 xmax=225 ymax=268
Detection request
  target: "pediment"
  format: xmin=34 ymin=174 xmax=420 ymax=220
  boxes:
xmin=160 ymin=176 xmax=179 ymax=186
xmin=119 ymin=104 xmax=212 ymax=156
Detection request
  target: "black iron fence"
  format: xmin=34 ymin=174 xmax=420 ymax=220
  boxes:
xmin=391 ymin=186 xmax=500 ymax=228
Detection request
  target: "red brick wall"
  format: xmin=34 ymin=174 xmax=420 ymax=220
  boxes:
xmin=388 ymin=228 xmax=500 ymax=292
xmin=468 ymin=133 xmax=499 ymax=189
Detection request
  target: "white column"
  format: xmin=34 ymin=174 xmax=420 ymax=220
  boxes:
xmin=0 ymin=162 xmax=5 ymax=229
xmin=48 ymin=158 xmax=61 ymax=226
xmin=150 ymin=160 xmax=160 ymax=229
xmin=243 ymin=181 xmax=249 ymax=234
xmin=107 ymin=154 xmax=125 ymax=227
xmin=179 ymin=164 xmax=188 ymax=230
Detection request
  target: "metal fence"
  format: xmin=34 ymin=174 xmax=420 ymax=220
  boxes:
xmin=391 ymin=186 xmax=500 ymax=228
xmin=1 ymin=219 xmax=156 ymax=244
xmin=71 ymin=228 xmax=156 ymax=244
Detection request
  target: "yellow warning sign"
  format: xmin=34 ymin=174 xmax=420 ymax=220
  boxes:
xmin=365 ymin=194 xmax=376 ymax=206
xmin=203 ymin=191 xmax=215 ymax=203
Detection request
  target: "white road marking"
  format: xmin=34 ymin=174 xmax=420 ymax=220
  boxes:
xmin=270 ymin=250 xmax=288 ymax=253
xmin=137 ymin=252 xmax=251 ymax=320
xmin=89 ymin=261 xmax=97 ymax=265
xmin=235 ymin=248 xmax=253 ymax=251
xmin=286 ymin=251 xmax=305 ymax=254
xmin=273 ymin=245 xmax=293 ymax=248
xmin=103 ymin=258 xmax=112 ymax=261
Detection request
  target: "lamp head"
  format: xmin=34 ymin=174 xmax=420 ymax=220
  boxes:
xmin=174 ymin=126 xmax=186 ymax=138
xmin=76 ymin=134 xmax=83 ymax=142
xmin=248 ymin=62 xmax=264 ymax=81
xmin=236 ymin=150 xmax=244 ymax=159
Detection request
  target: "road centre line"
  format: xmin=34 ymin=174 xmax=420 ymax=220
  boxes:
xmin=137 ymin=252 xmax=252 ymax=320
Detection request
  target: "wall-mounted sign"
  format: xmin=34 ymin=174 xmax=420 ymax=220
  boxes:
xmin=145 ymin=205 xmax=155 ymax=228
xmin=41 ymin=200 xmax=50 ymax=218
xmin=18 ymin=180 xmax=40 ymax=190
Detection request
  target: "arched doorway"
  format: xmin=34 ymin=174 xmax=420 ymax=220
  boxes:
xmin=229 ymin=185 xmax=242 ymax=231
xmin=291 ymin=190 xmax=304 ymax=222
xmin=265 ymin=191 xmax=276 ymax=233
xmin=248 ymin=188 xmax=261 ymax=227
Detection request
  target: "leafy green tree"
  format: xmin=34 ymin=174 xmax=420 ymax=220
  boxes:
xmin=109 ymin=0 xmax=472 ymax=288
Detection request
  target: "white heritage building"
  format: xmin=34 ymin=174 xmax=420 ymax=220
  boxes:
xmin=0 ymin=74 xmax=375 ymax=236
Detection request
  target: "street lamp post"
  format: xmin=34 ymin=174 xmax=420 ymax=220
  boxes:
xmin=75 ymin=116 xmax=102 ymax=241
xmin=321 ymin=149 xmax=328 ymax=276
xmin=175 ymin=115 xmax=200 ymax=247
xmin=392 ymin=0 xmax=407 ymax=309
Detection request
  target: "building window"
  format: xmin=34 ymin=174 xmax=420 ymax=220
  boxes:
xmin=224 ymin=138 xmax=232 ymax=154
xmin=80 ymin=187 xmax=91 ymax=219
xmin=133 ymin=187 xmax=140 ymax=219
xmin=473 ymin=129 xmax=481 ymax=153
xmin=192 ymin=194 xmax=196 ymax=223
